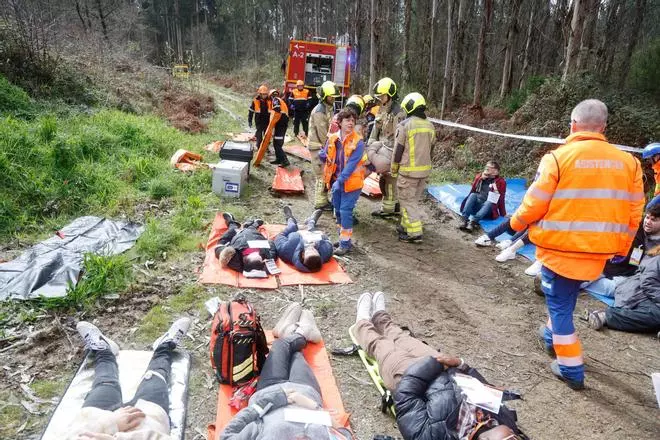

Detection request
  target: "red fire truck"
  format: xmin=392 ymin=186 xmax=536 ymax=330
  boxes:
xmin=284 ymin=37 xmax=352 ymax=101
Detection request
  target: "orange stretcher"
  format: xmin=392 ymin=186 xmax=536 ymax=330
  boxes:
xmin=272 ymin=167 xmax=305 ymax=194
xmin=253 ymin=112 xmax=280 ymax=166
xmin=170 ymin=149 xmax=205 ymax=172
xmin=199 ymin=214 xmax=352 ymax=288
xmin=283 ymin=144 xmax=313 ymax=161
xmin=206 ymin=332 xmax=351 ymax=440
xmin=361 ymin=172 xmax=383 ymax=197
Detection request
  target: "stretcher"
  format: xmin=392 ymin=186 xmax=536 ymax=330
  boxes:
xmin=199 ymin=214 xmax=352 ymax=288
xmin=283 ymin=144 xmax=313 ymax=161
xmin=253 ymin=112 xmax=280 ymax=166
xmin=361 ymin=173 xmax=383 ymax=198
xmin=41 ymin=350 xmax=191 ymax=440
xmin=271 ymin=166 xmax=305 ymax=194
xmin=207 ymin=332 xmax=351 ymax=440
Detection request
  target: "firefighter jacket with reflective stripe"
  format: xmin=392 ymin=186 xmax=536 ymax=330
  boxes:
xmin=308 ymin=102 xmax=333 ymax=150
xmin=368 ymin=100 xmax=405 ymax=148
xmin=271 ymin=96 xmax=288 ymax=115
xmin=248 ymin=97 xmax=272 ymax=126
xmin=291 ymin=88 xmax=310 ymax=110
xmin=510 ymin=131 xmax=645 ymax=280
xmin=653 ymin=161 xmax=660 ymax=196
xmin=393 ymin=116 xmax=436 ymax=178
xmin=323 ymin=131 xmax=366 ymax=193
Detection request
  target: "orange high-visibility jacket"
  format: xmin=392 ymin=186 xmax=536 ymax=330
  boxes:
xmin=324 ymin=131 xmax=366 ymax=193
xmin=652 ymin=161 xmax=660 ymax=196
xmin=250 ymin=97 xmax=272 ymax=113
xmin=510 ymin=132 xmax=645 ymax=280
xmin=292 ymin=88 xmax=310 ymax=104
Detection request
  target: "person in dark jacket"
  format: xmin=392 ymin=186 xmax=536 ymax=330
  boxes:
xmin=354 ymin=292 xmax=525 ymax=440
xmin=248 ymin=85 xmax=271 ymax=151
xmin=459 ymin=161 xmax=507 ymax=232
xmin=214 ymin=214 xmax=277 ymax=276
xmin=274 ymin=206 xmax=333 ymax=273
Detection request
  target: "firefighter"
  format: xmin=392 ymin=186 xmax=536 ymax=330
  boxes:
xmin=368 ymin=77 xmax=406 ymax=218
xmin=509 ymin=99 xmax=645 ymax=390
xmin=248 ymin=85 xmax=272 ymax=151
xmin=392 ymin=92 xmax=436 ymax=243
xmin=291 ymin=80 xmax=311 ymax=137
xmin=642 ymin=142 xmax=660 ymax=197
xmin=362 ymin=94 xmax=379 ymax=140
xmin=269 ymin=89 xmax=290 ymax=167
xmin=308 ymin=81 xmax=340 ymax=210
xmin=328 ymin=95 xmax=365 ymax=137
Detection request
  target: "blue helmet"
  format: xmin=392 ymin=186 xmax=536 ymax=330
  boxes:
xmin=642 ymin=142 xmax=660 ymax=159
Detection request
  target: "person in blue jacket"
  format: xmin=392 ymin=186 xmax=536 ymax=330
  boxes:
xmin=274 ymin=206 xmax=333 ymax=273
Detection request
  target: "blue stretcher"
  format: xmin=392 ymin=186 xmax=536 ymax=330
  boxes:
xmin=427 ymin=178 xmax=615 ymax=306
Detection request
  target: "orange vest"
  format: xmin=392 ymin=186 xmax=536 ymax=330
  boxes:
xmin=292 ymin=88 xmax=310 ymax=101
xmin=511 ymin=132 xmax=645 ymax=280
xmin=252 ymin=97 xmax=272 ymax=113
xmin=323 ymin=131 xmax=366 ymax=193
xmin=653 ymin=160 xmax=660 ymax=196
xmin=272 ymin=96 xmax=288 ymax=115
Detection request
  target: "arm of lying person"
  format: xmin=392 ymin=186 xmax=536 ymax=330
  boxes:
xmin=317 ymin=240 xmax=335 ymax=263
xmin=221 ymin=388 xmax=289 ymax=439
xmin=510 ymin=153 xmax=559 ymax=231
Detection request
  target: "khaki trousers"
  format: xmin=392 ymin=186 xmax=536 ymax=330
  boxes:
xmin=397 ymin=175 xmax=427 ymax=237
xmin=309 ymin=149 xmax=328 ymax=208
xmin=355 ymin=311 xmax=438 ymax=391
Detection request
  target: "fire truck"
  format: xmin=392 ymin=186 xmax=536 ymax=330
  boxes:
xmin=284 ymin=37 xmax=352 ymax=106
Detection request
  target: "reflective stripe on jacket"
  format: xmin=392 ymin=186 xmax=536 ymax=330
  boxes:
xmin=271 ymin=96 xmax=288 ymax=115
xmin=323 ymin=131 xmax=366 ymax=193
xmin=394 ymin=116 xmax=435 ymax=178
xmin=291 ymin=88 xmax=310 ymax=104
xmin=510 ymin=131 xmax=645 ymax=280
xmin=368 ymin=101 xmax=405 ymax=147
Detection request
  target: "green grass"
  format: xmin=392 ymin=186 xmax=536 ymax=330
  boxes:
xmin=31 ymin=378 xmax=65 ymax=399
xmin=135 ymin=304 xmax=171 ymax=343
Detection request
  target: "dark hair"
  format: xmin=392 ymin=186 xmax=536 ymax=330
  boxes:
xmin=345 ymin=103 xmax=361 ymax=117
xmin=243 ymin=255 xmax=264 ymax=272
xmin=647 ymin=203 xmax=660 ymax=218
xmin=487 ymin=160 xmax=500 ymax=171
xmin=303 ymin=253 xmax=323 ymax=272
xmin=336 ymin=108 xmax=356 ymax=124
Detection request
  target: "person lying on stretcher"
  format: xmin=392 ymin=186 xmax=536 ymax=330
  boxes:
xmin=354 ymin=292 xmax=527 ymax=440
xmin=274 ymin=206 xmax=333 ymax=273
xmin=215 ymin=214 xmax=278 ymax=278
xmin=220 ymin=304 xmax=353 ymax=440
xmin=63 ymin=317 xmax=191 ymax=440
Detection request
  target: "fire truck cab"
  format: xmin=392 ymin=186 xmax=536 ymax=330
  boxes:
xmin=284 ymin=37 xmax=352 ymax=108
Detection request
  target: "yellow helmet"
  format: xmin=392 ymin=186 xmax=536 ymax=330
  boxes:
xmin=401 ymin=92 xmax=427 ymax=114
xmin=317 ymin=81 xmax=340 ymax=101
xmin=257 ymin=84 xmax=269 ymax=94
xmin=296 ymin=79 xmax=304 ymax=87
xmin=362 ymin=94 xmax=375 ymax=106
xmin=346 ymin=95 xmax=365 ymax=115
xmin=373 ymin=77 xmax=397 ymax=98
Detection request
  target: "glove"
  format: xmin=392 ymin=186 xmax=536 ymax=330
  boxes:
xmin=331 ymin=180 xmax=341 ymax=193
xmin=390 ymin=163 xmax=400 ymax=178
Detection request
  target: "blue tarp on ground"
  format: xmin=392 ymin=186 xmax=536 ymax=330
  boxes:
xmin=427 ymin=179 xmax=615 ymax=306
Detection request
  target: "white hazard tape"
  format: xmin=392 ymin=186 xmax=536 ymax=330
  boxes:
xmin=427 ymin=117 xmax=643 ymax=154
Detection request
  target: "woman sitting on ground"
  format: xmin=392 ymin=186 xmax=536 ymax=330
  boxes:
xmin=65 ymin=317 xmax=191 ymax=440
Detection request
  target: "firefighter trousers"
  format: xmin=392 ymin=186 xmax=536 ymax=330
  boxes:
xmin=310 ymin=148 xmax=329 ymax=208
xmin=379 ymin=172 xmax=398 ymax=213
xmin=397 ymin=175 xmax=426 ymax=237
xmin=272 ymin=115 xmax=289 ymax=164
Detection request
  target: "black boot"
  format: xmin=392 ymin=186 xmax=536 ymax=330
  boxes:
xmin=283 ymin=206 xmax=296 ymax=224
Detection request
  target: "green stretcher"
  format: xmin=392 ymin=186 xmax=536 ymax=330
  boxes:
xmin=347 ymin=324 xmax=396 ymax=417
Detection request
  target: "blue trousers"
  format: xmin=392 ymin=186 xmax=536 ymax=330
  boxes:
xmin=332 ymin=188 xmax=361 ymax=248
xmin=461 ymin=193 xmax=493 ymax=222
xmin=540 ymin=266 xmax=585 ymax=383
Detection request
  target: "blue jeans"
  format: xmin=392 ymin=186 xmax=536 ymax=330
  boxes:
xmin=540 ymin=266 xmax=585 ymax=383
xmin=332 ymin=188 xmax=361 ymax=248
xmin=461 ymin=193 xmax=493 ymax=222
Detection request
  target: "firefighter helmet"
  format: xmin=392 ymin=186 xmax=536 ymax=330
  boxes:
xmin=401 ymin=92 xmax=427 ymax=115
xmin=317 ymin=81 xmax=340 ymax=101
xmin=346 ymin=95 xmax=365 ymax=115
xmin=296 ymin=80 xmax=304 ymax=87
xmin=373 ymin=77 xmax=397 ymax=98
xmin=257 ymin=85 xmax=268 ymax=94
xmin=269 ymin=89 xmax=279 ymax=97
xmin=362 ymin=94 xmax=375 ymax=106
xmin=642 ymin=142 xmax=660 ymax=159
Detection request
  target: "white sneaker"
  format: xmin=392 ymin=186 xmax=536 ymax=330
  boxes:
xmin=371 ymin=291 xmax=386 ymax=315
xmin=273 ymin=302 xmax=302 ymax=338
xmin=495 ymin=239 xmax=512 ymax=250
xmin=495 ymin=246 xmax=517 ymax=262
xmin=152 ymin=317 xmax=192 ymax=350
xmin=356 ymin=292 xmax=373 ymax=322
xmin=474 ymin=234 xmax=492 ymax=247
xmin=76 ymin=322 xmax=119 ymax=355
xmin=295 ymin=309 xmax=322 ymax=343
xmin=525 ymin=260 xmax=543 ymax=276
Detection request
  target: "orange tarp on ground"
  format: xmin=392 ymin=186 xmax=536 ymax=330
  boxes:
xmin=170 ymin=149 xmax=206 ymax=172
xmin=283 ymin=144 xmax=312 ymax=161
xmin=199 ymin=214 xmax=352 ymax=288
xmin=362 ymin=172 xmax=382 ymax=197
xmin=206 ymin=332 xmax=351 ymax=440
xmin=272 ymin=167 xmax=305 ymax=193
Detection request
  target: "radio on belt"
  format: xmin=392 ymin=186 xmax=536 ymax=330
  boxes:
xmin=212 ymin=160 xmax=248 ymax=198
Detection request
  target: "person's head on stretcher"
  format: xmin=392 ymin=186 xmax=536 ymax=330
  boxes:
xmin=301 ymin=243 xmax=322 ymax=272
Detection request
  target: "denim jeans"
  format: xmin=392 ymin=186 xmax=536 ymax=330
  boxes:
xmin=461 ymin=193 xmax=493 ymax=222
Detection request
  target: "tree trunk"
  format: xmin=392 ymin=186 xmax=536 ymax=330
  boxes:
xmin=597 ymin=0 xmax=623 ymax=77
xmin=518 ymin=1 xmax=537 ymax=89
xmin=75 ymin=0 xmax=88 ymax=32
xmin=440 ymin=0 xmax=454 ymax=118
xmin=369 ymin=0 xmax=376 ymax=87
xmin=577 ymin=0 xmax=600 ymax=70
xmin=473 ymin=0 xmax=492 ymax=107
xmin=94 ymin=0 xmax=109 ymax=41
xmin=562 ymin=0 xmax=587 ymax=81
xmin=426 ymin=0 xmax=438 ymax=103
xmin=401 ymin=0 xmax=412 ymax=88
xmin=450 ymin=0 xmax=468 ymax=103
xmin=619 ymin=0 xmax=647 ymax=87
xmin=500 ymin=0 xmax=522 ymax=98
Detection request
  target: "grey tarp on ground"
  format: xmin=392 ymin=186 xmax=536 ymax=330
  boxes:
xmin=0 ymin=216 xmax=143 ymax=300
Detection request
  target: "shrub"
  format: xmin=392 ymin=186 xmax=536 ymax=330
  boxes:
xmin=0 ymin=75 xmax=32 ymax=116
xmin=628 ymin=38 xmax=660 ymax=102
xmin=149 ymin=177 xmax=175 ymax=200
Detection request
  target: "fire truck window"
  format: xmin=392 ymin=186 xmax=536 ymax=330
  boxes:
xmin=304 ymin=54 xmax=334 ymax=86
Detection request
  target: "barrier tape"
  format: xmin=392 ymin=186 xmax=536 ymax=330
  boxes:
xmin=427 ymin=117 xmax=643 ymax=154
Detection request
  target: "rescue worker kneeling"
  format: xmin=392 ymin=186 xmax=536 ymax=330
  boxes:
xmin=354 ymin=292 xmax=527 ymax=440
xmin=215 ymin=213 xmax=278 ymax=277
xmin=275 ymin=206 xmax=333 ymax=272
xmin=320 ymin=109 xmax=367 ymax=256
xmin=391 ymin=92 xmax=435 ymax=243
